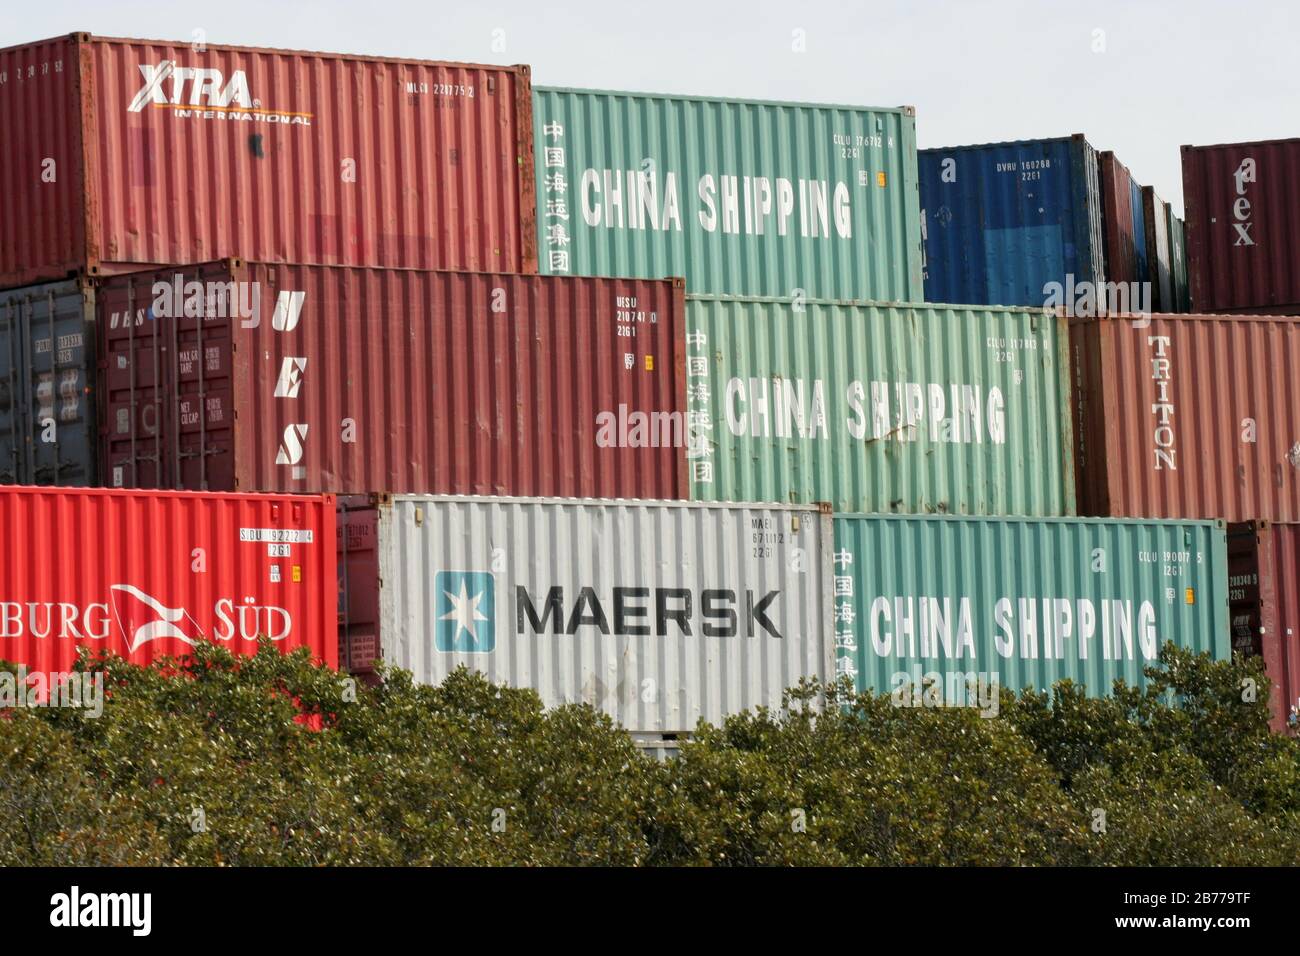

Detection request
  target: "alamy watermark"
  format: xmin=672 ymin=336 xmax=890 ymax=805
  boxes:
xmin=890 ymin=668 xmax=1000 ymax=718
xmin=0 ymin=667 xmax=104 ymax=717
xmin=595 ymin=403 xmax=710 ymax=456
xmin=1043 ymin=274 xmax=1152 ymax=326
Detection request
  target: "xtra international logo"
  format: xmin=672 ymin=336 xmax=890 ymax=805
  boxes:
xmin=435 ymin=571 xmax=495 ymax=653
xmin=127 ymin=60 xmax=313 ymax=125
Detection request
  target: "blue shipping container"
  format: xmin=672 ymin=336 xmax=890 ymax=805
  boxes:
xmin=920 ymin=135 xmax=1105 ymax=308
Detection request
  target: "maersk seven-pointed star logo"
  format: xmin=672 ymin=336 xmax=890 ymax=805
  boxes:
xmin=434 ymin=571 xmax=495 ymax=653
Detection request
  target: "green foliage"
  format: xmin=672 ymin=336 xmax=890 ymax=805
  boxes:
xmin=0 ymin=642 xmax=1294 ymax=866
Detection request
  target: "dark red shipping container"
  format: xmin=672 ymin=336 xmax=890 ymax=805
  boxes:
xmin=99 ymin=261 xmax=687 ymax=498
xmin=1072 ymin=310 xmax=1300 ymax=522
xmin=0 ymin=33 xmax=536 ymax=289
xmin=1097 ymin=151 xmax=1143 ymax=287
xmin=1228 ymin=521 xmax=1300 ymax=732
xmin=337 ymin=500 xmax=380 ymax=676
xmin=0 ymin=485 xmax=337 ymax=675
xmin=1181 ymin=138 xmax=1300 ymax=315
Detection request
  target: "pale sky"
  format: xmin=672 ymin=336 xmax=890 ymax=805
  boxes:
xmin=7 ymin=0 xmax=1295 ymax=214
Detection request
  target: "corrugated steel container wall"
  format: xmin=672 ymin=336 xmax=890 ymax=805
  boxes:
xmin=0 ymin=279 xmax=97 ymax=485
xmin=835 ymin=514 xmax=1228 ymax=700
xmin=1098 ymin=152 xmax=1145 ymax=288
xmin=340 ymin=496 xmax=834 ymax=734
xmin=99 ymin=261 xmax=687 ymax=498
xmin=687 ymin=296 xmax=1075 ymax=516
xmin=919 ymin=135 xmax=1105 ymax=307
xmin=1181 ymin=139 xmax=1300 ymax=315
xmin=1166 ymin=207 xmax=1191 ymax=313
xmin=533 ymin=87 xmax=922 ymax=300
xmin=1227 ymin=522 xmax=1300 ymax=731
xmin=0 ymin=34 xmax=536 ymax=288
xmin=0 ymin=485 xmax=337 ymax=672
xmin=0 ymin=37 xmax=85 ymax=289
xmin=1142 ymin=187 xmax=1174 ymax=312
xmin=1072 ymin=312 xmax=1300 ymax=522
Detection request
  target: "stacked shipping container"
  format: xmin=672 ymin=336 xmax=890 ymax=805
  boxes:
xmin=1181 ymin=138 xmax=1300 ymax=315
xmin=96 ymin=261 xmax=687 ymax=499
xmin=685 ymin=296 xmax=1075 ymax=516
xmin=1071 ymin=311 xmax=1300 ymax=523
xmin=1228 ymin=522 xmax=1300 ymax=731
xmin=1097 ymin=151 xmax=1149 ymax=294
xmin=919 ymin=135 xmax=1105 ymax=309
xmin=0 ymin=279 xmax=97 ymax=486
xmin=0 ymin=34 xmax=537 ymax=285
xmin=0 ymin=29 xmax=1273 ymax=733
xmin=1141 ymin=187 xmax=1174 ymax=313
xmin=338 ymin=496 xmax=834 ymax=733
xmin=835 ymin=514 xmax=1227 ymax=700
xmin=0 ymin=485 xmax=337 ymax=672
xmin=532 ymin=87 xmax=923 ymax=300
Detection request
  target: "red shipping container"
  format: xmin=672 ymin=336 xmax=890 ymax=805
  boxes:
xmin=1097 ymin=151 xmax=1143 ymax=287
xmin=1181 ymin=138 xmax=1300 ymax=315
xmin=1072 ymin=311 xmax=1300 ymax=522
xmin=98 ymin=261 xmax=687 ymax=498
xmin=0 ymin=485 xmax=337 ymax=677
xmin=1228 ymin=522 xmax=1300 ymax=732
xmin=0 ymin=33 xmax=536 ymax=289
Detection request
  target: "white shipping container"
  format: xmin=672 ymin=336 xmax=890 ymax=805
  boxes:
xmin=338 ymin=497 xmax=834 ymax=733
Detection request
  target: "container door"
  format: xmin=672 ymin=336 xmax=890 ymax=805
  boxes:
xmin=0 ymin=282 xmax=97 ymax=486
xmin=1227 ymin=523 xmax=1266 ymax=658
xmin=27 ymin=285 xmax=97 ymax=486
xmin=100 ymin=268 xmax=236 ymax=491
xmin=0 ymin=297 xmax=30 ymax=483
xmin=171 ymin=298 xmax=236 ymax=491
xmin=337 ymin=504 xmax=381 ymax=676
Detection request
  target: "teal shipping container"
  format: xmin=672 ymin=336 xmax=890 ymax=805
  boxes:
xmin=832 ymin=514 xmax=1228 ymax=703
xmin=686 ymin=296 xmax=1074 ymax=517
xmin=533 ymin=87 xmax=923 ymax=300
xmin=1166 ymin=206 xmax=1191 ymax=313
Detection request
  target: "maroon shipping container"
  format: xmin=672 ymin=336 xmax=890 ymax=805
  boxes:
xmin=0 ymin=33 xmax=536 ymax=289
xmin=1228 ymin=522 xmax=1300 ymax=732
xmin=1097 ymin=151 xmax=1142 ymax=287
xmin=1072 ymin=311 xmax=1300 ymax=522
xmin=0 ymin=484 xmax=337 ymax=675
xmin=338 ymin=500 xmax=380 ymax=676
xmin=99 ymin=261 xmax=687 ymax=498
xmin=1181 ymin=138 xmax=1300 ymax=315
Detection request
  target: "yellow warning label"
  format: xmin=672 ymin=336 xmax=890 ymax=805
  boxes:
xmin=645 ymin=355 xmax=654 ymax=371
xmin=1185 ymin=588 xmax=1195 ymax=605
xmin=293 ymin=565 xmax=302 ymax=583
xmin=876 ymin=171 xmax=887 ymax=187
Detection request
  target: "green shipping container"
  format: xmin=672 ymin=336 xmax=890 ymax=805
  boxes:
xmin=533 ymin=87 xmax=923 ymax=300
xmin=1167 ymin=206 xmax=1191 ymax=312
xmin=686 ymin=297 xmax=1074 ymax=516
xmin=832 ymin=514 xmax=1229 ymax=702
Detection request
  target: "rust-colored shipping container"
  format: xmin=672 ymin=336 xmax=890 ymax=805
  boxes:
xmin=1072 ymin=311 xmax=1300 ymax=522
xmin=1181 ymin=138 xmax=1300 ymax=315
xmin=1097 ymin=151 xmax=1146 ymax=291
xmin=0 ymin=485 xmax=337 ymax=675
xmin=0 ymin=33 xmax=536 ymax=289
xmin=1228 ymin=521 xmax=1300 ymax=732
xmin=99 ymin=261 xmax=687 ymax=498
